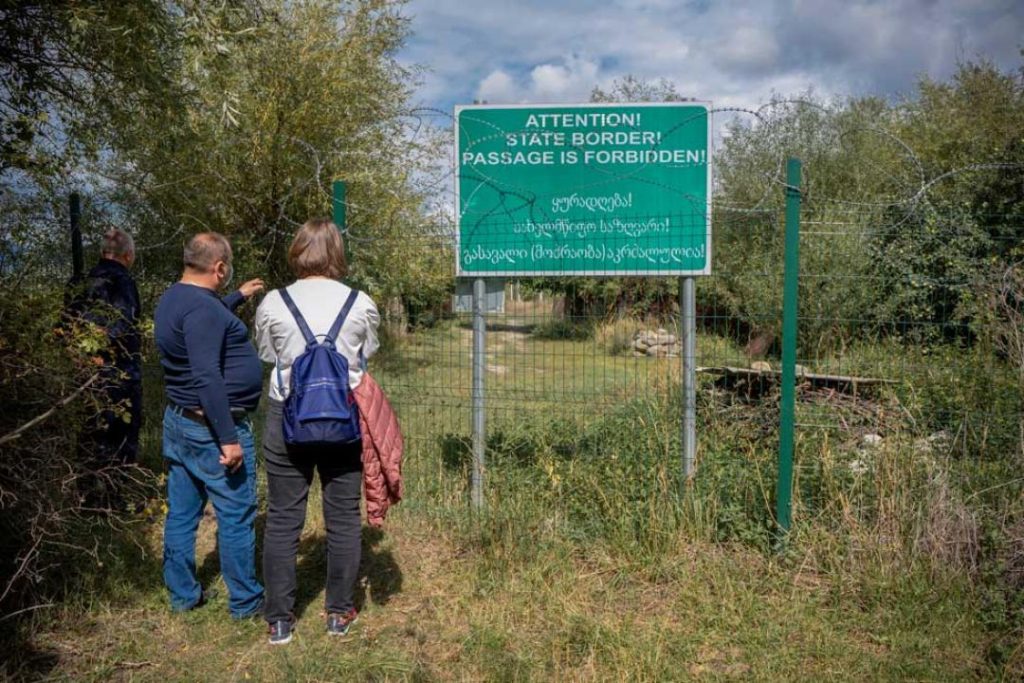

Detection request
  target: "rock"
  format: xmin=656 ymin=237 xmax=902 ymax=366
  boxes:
xmin=862 ymin=433 xmax=883 ymax=448
xmin=653 ymin=333 xmax=676 ymax=346
xmin=656 ymin=328 xmax=667 ymax=335
xmin=635 ymin=330 xmax=657 ymax=346
xmin=751 ymin=361 xmax=772 ymax=372
xmin=647 ymin=345 xmax=669 ymax=357
xmin=634 ymin=339 xmax=650 ymax=351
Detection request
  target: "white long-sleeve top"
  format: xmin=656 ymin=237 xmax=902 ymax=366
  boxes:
xmin=253 ymin=278 xmax=380 ymax=401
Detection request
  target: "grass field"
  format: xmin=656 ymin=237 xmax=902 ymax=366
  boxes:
xmin=13 ymin=301 xmax=1020 ymax=681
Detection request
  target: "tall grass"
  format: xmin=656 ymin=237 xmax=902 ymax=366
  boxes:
xmin=12 ymin=321 xmax=1024 ymax=680
xmin=409 ymin=371 xmax=1006 ymax=573
xmin=389 ymin=357 xmax=1016 ymax=677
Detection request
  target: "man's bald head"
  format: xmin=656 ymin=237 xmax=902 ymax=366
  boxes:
xmin=183 ymin=232 xmax=232 ymax=273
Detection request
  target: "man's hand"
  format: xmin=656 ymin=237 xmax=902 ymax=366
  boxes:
xmin=238 ymin=279 xmax=265 ymax=299
xmin=220 ymin=442 xmax=244 ymax=473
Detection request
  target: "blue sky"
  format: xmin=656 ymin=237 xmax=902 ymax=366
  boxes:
xmin=398 ymin=0 xmax=1024 ymax=112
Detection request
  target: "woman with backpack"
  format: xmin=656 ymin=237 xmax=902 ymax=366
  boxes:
xmin=253 ymin=218 xmax=380 ymax=645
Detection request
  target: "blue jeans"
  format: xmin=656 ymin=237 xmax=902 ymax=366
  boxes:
xmin=162 ymin=406 xmax=263 ymax=618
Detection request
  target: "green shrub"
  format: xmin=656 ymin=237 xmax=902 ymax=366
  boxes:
xmin=0 ymin=286 xmax=156 ymax=651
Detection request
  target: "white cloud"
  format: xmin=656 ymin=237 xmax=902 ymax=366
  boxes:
xmin=474 ymin=56 xmax=603 ymax=104
xmin=395 ymin=0 xmax=1022 ymax=208
xmin=477 ymin=69 xmax=517 ymax=103
xmin=719 ymin=25 xmax=781 ymax=72
xmin=612 ymin=0 xmax=680 ymax=9
xmin=528 ymin=56 xmax=601 ymax=102
xmin=399 ymin=0 xmax=1024 ymax=115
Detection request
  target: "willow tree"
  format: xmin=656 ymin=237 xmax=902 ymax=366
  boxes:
xmin=0 ymin=0 xmax=181 ymax=176
xmin=102 ymin=0 xmax=450 ymax=312
xmin=711 ymin=94 xmax=912 ymax=353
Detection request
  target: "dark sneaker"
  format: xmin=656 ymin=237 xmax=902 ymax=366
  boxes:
xmin=326 ymin=609 xmax=358 ymax=637
xmin=268 ymin=620 xmax=293 ymax=645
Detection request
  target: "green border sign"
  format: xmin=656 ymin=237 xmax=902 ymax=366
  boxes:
xmin=456 ymin=102 xmax=711 ymax=277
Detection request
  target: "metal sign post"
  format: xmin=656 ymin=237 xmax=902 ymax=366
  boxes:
xmin=70 ymin=192 xmax=83 ymax=281
xmin=681 ymin=276 xmax=696 ymax=480
xmin=471 ymin=277 xmax=487 ymax=510
xmin=453 ymin=278 xmax=505 ymax=313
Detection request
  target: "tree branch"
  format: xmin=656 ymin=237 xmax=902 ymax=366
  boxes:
xmin=0 ymin=373 xmax=99 ymax=446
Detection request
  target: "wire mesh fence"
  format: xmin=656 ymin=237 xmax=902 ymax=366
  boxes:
xmin=6 ymin=99 xmax=1021 ymax=543
xmin=354 ymin=137 xmax=1022 ymax=540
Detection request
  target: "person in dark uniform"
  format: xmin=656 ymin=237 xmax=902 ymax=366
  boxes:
xmin=65 ymin=229 xmax=143 ymax=506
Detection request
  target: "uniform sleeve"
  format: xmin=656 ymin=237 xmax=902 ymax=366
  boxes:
xmin=105 ymin=275 xmax=140 ymax=355
xmin=361 ymin=294 xmax=380 ymax=361
xmin=182 ymin=304 xmax=238 ymax=445
xmin=75 ymin=274 xmax=137 ymax=361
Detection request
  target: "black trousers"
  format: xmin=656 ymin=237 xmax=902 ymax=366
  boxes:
xmin=85 ymin=376 xmax=143 ymax=464
xmin=78 ymin=376 xmax=142 ymax=508
xmin=262 ymin=399 xmax=363 ymax=623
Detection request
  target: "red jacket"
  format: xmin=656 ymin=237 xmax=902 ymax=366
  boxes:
xmin=354 ymin=372 xmax=403 ymax=526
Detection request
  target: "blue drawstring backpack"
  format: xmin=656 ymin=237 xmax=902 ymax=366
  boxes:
xmin=277 ymin=288 xmax=361 ymax=447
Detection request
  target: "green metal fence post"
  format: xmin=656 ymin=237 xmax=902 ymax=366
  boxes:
xmin=777 ymin=157 xmax=802 ymax=535
xmin=332 ymin=180 xmax=350 ymax=263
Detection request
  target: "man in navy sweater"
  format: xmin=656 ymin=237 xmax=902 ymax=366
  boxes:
xmin=154 ymin=232 xmax=265 ymax=619
xmin=64 ymin=229 xmax=142 ymax=507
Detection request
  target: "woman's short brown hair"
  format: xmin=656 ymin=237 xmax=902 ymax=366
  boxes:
xmin=288 ymin=218 xmax=348 ymax=279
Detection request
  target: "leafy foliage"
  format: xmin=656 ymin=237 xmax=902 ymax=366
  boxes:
xmin=0 ymin=0 xmax=181 ymax=175
xmin=97 ymin=0 xmax=450 ymax=305
xmin=713 ymin=61 xmax=1024 ymax=351
xmin=0 ymin=0 xmax=443 ymax=644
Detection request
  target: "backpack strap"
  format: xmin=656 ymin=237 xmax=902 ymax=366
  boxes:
xmin=278 ymin=288 xmax=316 ymax=346
xmin=325 ymin=289 xmax=360 ymax=344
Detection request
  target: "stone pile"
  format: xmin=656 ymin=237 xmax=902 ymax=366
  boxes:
xmin=632 ymin=329 xmax=681 ymax=357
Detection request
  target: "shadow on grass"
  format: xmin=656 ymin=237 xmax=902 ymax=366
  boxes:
xmin=290 ymin=524 xmax=403 ymax=618
xmin=457 ymin=320 xmax=538 ymax=334
xmin=370 ymin=351 xmax=436 ymax=377
xmin=2 ymin=491 xmax=168 ymax=681
xmin=0 ymin=641 xmax=60 ymax=682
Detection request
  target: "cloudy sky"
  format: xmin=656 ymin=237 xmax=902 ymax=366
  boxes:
xmin=398 ymin=0 xmax=1024 ymax=113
